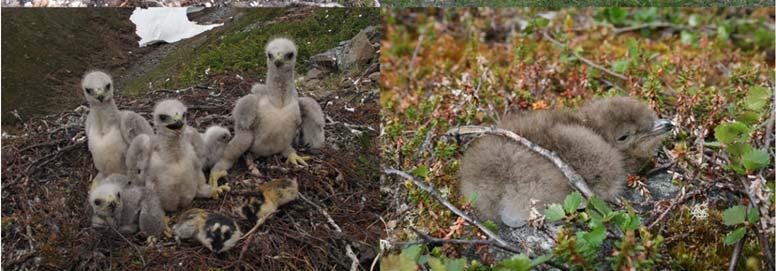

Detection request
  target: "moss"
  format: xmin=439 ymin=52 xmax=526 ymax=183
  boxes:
xmin=125 ymin=8 xmax=380 ymax=95
xmin=665 ymin=206 xmax=762 ymax=270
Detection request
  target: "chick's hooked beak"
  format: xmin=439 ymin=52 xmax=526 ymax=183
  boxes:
xmin=165 ymin=114 xmax=185 ymax=131
xmin=95 ymin=89 xmax=106 ymax=102
xmin=650 ymin=119 xmax=674 ymax=135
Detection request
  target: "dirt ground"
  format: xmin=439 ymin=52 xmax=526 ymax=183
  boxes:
xmin=1 ymin=8 xmax=384 ymax=271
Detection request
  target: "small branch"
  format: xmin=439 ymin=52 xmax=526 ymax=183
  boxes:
xmin=383 ymin=168 xmax=521 ymax=253
xmin=299 ymin=194 xmax=359 ymax=271
xmin=445 ymin=125 xmax=595 ymax=199
xmin=410 ymin=227 xmax=508 ymax=247
xmin=542 ymin=31 xmax=628 ymax=81
xmin=647 ymin=189 xmax=703 ymax=229
xmin=728 ymin=228 xmax=747 ymax=271
xmin=612 ymin=22 xmax=683 ymax=35
xmin=109 ymin=226 xmax=146 ymax=267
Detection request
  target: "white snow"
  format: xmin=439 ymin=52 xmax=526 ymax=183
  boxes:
xmin=130 ymin=7 xmax=223 ymax=47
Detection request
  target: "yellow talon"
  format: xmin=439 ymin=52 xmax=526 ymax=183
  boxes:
xmin=163 ymin=216 xmax=173 ymax=238
xmin=211 ymin=184 xmax=231 ymax=199
xmin=286 ymin=152 xmax=311 ymax=167
xmin=146 ymin=236 xmax=158 ymax=246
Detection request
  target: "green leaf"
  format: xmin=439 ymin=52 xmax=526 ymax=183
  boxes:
xmin=611 ymin=59 xmax=630 ymax=74
xmin=381 ymin=254 xmax=418 ymax=271
xmin=714 ymin=122 xmax=750 ymax=144
xmin=688 ymin=15 xmax=699 ymax=27
xmin=604 ymin=7 xmax=627 ymax=25
xmin=744 ymin=86 xmax=772 ymax=111
xmin=589 ymin=196 xmax=612 ymax=216
xmin=401 ymin=244 xmax=424 ymax=261
xmin=465 ymin=192 xmax=480 ymax=204
xmin=428 ymin=257 xmax=445 ymax=271
xmin=748 ymin=207 xmax=760 ymax=224
xmin=413 ymin=165 xmax=430 ymax=178
xmin=742 ymin=149 xmax=770 ymax=171
xmin=680 ymin=31 xmax=699 ymax=47
xmin=633 ymin=8 xmax=657 ymax=23
xmin=581 ymin=226 xmax=607 ymax=247
xmin=724 ymin=227 xmax=747 ymax=245
xmin=703 ymin=141 xmax=722 ymax=148
xmin=444 ymin=258 xmax=465 ymax=271
xmin=483 ymin=220 xmax=499 ymax=233
xmin=717 ymin=25 xmax=730 ymax=41
xmin=530 ymin=254 xmax=553 ymax=266
xmin=737 ymin=111 xmax=761 ymax=125
xmin=493 ymin=254 xmax=532 ymax=271
xmin=727 ymin=142 xmax=754 ymax=158
xmin=563 ymin=192 xmax=582 ymax=214
xmin=723 ymin=205 xmax=747 ymax=226
xmin=544 ymin=204 xmax=566 ymax=222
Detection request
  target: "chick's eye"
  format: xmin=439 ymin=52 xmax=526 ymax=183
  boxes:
xmin=116 ymin=192 xmax=120 ymax=199
xmin=105 ymin=83 xmax=111 ymax=90
xmin=617 ymin=134 xmax=629 ymax=141
xmin=285 ymin=52 xmax=294 ymax=59
xmin=224 ymin=231 xmax=232 ymax=240
xmin=159 ymin=114 xmax=169 ymax=122
xmin=267 ymin=52 xmax=273 ymax=59
xmin=85 ymin=88 xmax=93 ymax=94
xmin=94 ymin=199 xmax=102 ymax=206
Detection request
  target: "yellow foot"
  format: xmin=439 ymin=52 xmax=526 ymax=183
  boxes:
xmin=163 ymin=216 xmax=173 ymax=238
xmin=209 ymin=169 xmax=227 ymax=187
xmin=146 ymin=236 xmax=158 ymax=247
xmin=211 ymin=183 xmax=231 ymax=200
xmin=286 ymin=152 xmax=311 ymax=167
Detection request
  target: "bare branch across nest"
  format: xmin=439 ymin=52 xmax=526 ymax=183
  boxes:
xmin=446 ymin=125 xmax=596 ymax=199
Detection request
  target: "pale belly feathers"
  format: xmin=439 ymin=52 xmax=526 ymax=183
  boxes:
xmin=147 ymin=143 xmax=202 ymax=211
xmin=251 ymin=97 xmax=300 ymax=156
xmin=88 ymin=125 xmax=128 ymax=175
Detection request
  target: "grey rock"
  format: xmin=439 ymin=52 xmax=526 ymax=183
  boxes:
xmin=342 ymin=30 xmax=375 ymax=70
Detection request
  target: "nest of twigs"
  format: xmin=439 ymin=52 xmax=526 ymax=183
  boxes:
xmin=1 ymin=70 xmax=383 ymax=270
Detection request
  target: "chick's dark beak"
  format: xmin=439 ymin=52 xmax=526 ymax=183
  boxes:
xmin=651 ymin=119 xmax=674 ymax=134
xmin=166 ymin=120 xmax=184 ymax=130
xmin=108 ymin=201 xmax=117 ymax=210
xmin=97 ymin=96 xmax=105 ymax=102
xmin=274 ymin=60 xmax=283 ymax=67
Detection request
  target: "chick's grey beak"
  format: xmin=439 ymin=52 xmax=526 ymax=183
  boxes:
xmin=274 ymin=60 xmax=283 ymax=67
xmin=652 ymin=119 xmax=674 ymax=134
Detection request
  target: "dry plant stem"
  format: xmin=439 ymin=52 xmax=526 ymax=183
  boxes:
xmin=383 ymin=168 xmax=521 ymax=253
xmin=109 ymin=226 xmax=146 ymax=267
xmin=542 ymin=31 xmax=628 ymax=81
xmin=612 ymin=22 xmax=682 ymax=35
xmin=299 ymin=194 xmax=359 ymax=271
xmin=739 ymin=177 xmax=775 ymax=271
xmin=445 ymin=125 xmax=596 ymax=199
xmin=647 ymin=188 xmax=703 ymax=229
xmin=728 ymin=224 xmax=747 ymax=271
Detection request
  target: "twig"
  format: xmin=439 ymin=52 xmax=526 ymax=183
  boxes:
xmin=739 ymin=177 xmax=775 ymax=271
xmin=109 ymin=226 xmax=146 ymax=267
xmin=410 ymin=227 xmax=507 ymax=247
xmin=383 ymin=168 xmax=521 ymax=253
xmin=728 ymin=225 xmax=747 ymax=271
xmin=445 ymin=125 xmax=595 ymax=199
xmin=612 ymin=22 xmax=683 ymax=35
xmin=647 ymin=189 xmax=703 ymax=229
xmin=542 ymin=31 xmax=628 ymax=81
xmin=299 ymin=194 xmax=359 ymax=271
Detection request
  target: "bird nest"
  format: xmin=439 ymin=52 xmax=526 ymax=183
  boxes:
xmin=1 ymin=71 xmax=383 ymax=270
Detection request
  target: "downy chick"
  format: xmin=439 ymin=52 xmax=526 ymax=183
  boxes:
xmin=89 ymin=174 xmax=165 ymax=242
xmin=82 ymin=71 xmax=153 ymax=188
xmin=459 ymin=97 xmax=673 ymax=227
xmin=173 ymin=208 xmax=242 ymax=253
xmin=236 ymin=178 xmax=299 ymax=227
xmin=209 ymin=38 xmax=311 ymax=191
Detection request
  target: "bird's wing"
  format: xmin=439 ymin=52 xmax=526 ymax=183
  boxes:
xmin=126 ymin=134 xmax=153 ymax=186
xmin=296 ymin=96 xmax=326 ymax=148
xmin=233 ymin=94 xmax=260 ymax=131
xmin=119 ymin=110 xmax=154 ymax=145
xmin=184 ymin=126 xmax=207 ymax=166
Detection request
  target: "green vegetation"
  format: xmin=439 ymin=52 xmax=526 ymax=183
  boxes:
xmin=125 ymin=8 xmax=380 ymax=94
xmin=383 ymin=0 xmax=774 ymax=8
xmin=381 ymin=8 xmax=774 ymax=270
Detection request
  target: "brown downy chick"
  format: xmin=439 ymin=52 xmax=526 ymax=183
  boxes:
xmin=172 ymin=208 xmax=242 ymax=253
xmin=577 ymin=97 xmax=673 ymax=173
xmin=236 ymin=178 xmax=299 ymax=227
xmin=459 ymin=97 xmax=672 ymax=227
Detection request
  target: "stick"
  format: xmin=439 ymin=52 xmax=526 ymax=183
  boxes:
xmin=728 ymin=227 xmax=747 ymax=271
xmin=445 ymin=125 xmax=596 ymax=198
xmin=542 ymin=31 xmax=628 ymax=81
xmin=383 ymin=168 xmax=521 ymax=253
xmin=612 ymin=22 xmax=683 ymax=35
xmin=299 ymin=194 xmax=359 ymax=271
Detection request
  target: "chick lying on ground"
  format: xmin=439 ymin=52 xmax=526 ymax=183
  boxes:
xmin=172 ymin=208 xmax=242 ymax=253
xmin=459 ymin=97 xmax=673 ymax=227
xmin=235 ymin=178 xmax=299 ymax=227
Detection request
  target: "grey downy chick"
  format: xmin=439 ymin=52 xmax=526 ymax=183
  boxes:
xmin=88 ymin=174 xmax=165 ymax=242
xmin=459 ymin=97 xmax=672 ymax=227
xmin=82 ymin=71 xmax=153 ymax=188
